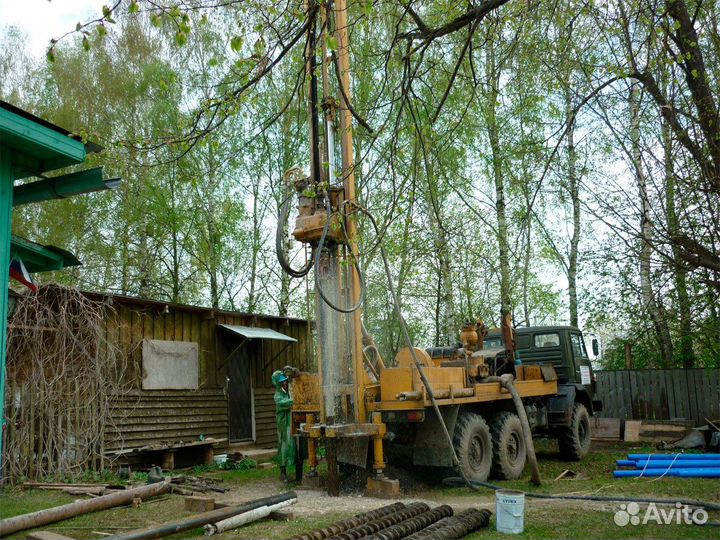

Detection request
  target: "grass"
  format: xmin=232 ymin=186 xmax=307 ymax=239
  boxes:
xmin=442 ymin=440 xmax=720 ymax=502
xmin=451 ymin=440 xmax=720 ymax=539
xmin=1 ymin=442 xmax=719 ymax=539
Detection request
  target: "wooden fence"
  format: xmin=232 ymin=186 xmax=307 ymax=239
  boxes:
xmin=595 ymin=368 xmax=720 ymax=425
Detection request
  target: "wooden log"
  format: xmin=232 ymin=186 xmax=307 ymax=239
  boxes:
xmin=22 ymin=482 xmax=117 ymax=490
xmin=0 ymin=482 xmax=170 ymax=537
xmin=184 ymin=496 xmax=215 ymax=512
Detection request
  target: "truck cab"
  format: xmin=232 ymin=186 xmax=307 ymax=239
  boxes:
xmin=483 ymin=325 xmax=602 ymax=413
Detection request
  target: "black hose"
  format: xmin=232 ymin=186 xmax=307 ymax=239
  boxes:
xmin=276 ymin=192 xmax=314 ymax=278
xmin=442 ymin=476 xmax=720 ymax=511
xmin=313 ymin=197 xmax=365 ymax=313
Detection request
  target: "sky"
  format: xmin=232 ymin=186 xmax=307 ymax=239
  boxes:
xmin=0 ymin=0 xmax=106 ymax=58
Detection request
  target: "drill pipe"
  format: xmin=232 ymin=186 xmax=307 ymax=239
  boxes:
xmin=327 ymin=502 xmax=430 ymax=540
xmin=359 ymin=504 xmax=453 ymax=540
xmin=288 ymin=502 xmax=406 ymax=540
xmin=403 ymin=508 xmax=492 ymax=540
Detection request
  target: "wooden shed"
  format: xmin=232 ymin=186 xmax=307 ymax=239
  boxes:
xmin=90 ymin=292 xmax=314 ymax=454
xmin=3 ymin=287 xmax=313 ymax=479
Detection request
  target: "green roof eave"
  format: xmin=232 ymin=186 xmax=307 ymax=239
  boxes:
xmin=0 ymin=105 xmax=87 ymax=179
xmin=13 ymin=167 xmax=120 ymax=206
xmin=10 ymin=235 xmax=81 ymax=273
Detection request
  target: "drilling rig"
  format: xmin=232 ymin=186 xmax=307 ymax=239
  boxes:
xmin=277 ymin=0 xmax=599 ymax=497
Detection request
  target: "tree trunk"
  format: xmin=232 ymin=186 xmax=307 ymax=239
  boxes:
xmin=247 ymin=181 xmax=260 ymax=313
xmin=663 ymin=116 xmax=694 ymax=367
xmin=485 ymin=39 xmax=512 ymax=322
xmin=630 ymin=85 xmax=674 ymax=366
xmin=428 ymin=191 xmax=455 ymax=346
xmin=566 ymin=87 xmax=580 ymax=328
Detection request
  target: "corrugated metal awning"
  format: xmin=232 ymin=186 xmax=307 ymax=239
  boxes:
xmin=218 ymin=324 xmax=297 ymax=343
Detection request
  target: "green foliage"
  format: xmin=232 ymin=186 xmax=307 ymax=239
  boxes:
xmin=4 ymin=0 xmax=720 ymax=368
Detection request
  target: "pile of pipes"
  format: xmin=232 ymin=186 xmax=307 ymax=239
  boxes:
xmin=288 ymin=502 xmax=491 ymax=540
xmin=0 ymin=482 xmax=297 ymax=539
xmin=614 ymin=453 xmax=720 ymax=478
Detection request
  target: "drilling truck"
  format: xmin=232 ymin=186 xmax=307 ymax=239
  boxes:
xmin=276 ymin=0 xmax=601 ymax=495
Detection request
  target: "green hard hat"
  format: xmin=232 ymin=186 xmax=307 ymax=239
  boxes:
xmin=271 ymin=370 xmax=288 ymax=387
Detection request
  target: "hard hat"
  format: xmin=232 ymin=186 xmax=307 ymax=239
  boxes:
xmin=272 ymin=370 xmax=289 ymax=387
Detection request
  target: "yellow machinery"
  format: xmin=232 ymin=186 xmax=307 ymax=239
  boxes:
xmin=278 ymin=0 xmax=593 ymax=496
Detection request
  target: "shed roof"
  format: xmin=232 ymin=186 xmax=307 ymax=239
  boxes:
xmin=218 ymin=324 xmax=297 ymax=342
xmin=80 ymin=289 xmax=311 ymax=325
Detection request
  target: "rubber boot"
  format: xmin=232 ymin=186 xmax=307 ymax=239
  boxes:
xmin=279 ymin=466 xmax=288 ymax=483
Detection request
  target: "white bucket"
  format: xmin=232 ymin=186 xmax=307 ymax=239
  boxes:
xmin=496 ymin=489 xmax=525 ymax=534
xmin=213 ymin=454 xmax=228 ymax=466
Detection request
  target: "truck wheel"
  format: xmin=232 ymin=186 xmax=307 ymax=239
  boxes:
xmin=490 ymin=412 xmax=527 ymax=480
xmin=558 ymin=403 xmax=591 ymax=460
xmin=453 ymin=412 xmax=493 ymax=482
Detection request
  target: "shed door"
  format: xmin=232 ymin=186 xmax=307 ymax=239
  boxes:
xmin=228 ymin=347 xmax=253 ymax=441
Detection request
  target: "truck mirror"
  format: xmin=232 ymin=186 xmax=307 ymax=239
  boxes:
xmin=591 ymin=338 xmax=599 ymax=356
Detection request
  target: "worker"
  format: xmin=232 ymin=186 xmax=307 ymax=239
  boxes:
xmin=272 ymin=369 xmax=295 ymax=482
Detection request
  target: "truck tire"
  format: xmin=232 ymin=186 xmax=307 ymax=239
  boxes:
xmin=453 ymin=412 xmax=493 ymax=482
xmin=558 ymin=403 xmax=591 ymax=460
xmin=490 ymin=412 xmax=527 ymax=480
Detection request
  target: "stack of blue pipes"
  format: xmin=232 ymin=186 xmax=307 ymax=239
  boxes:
xmin=614 ymin=453 xmax=720 ymax=478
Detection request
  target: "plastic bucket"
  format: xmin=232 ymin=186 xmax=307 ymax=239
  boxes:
xmin=496 ymin=489 xmax=525 ymax=534
xmin=213 ymin=454 xmax=228 ymax=466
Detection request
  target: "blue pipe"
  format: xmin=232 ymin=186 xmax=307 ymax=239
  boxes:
xmin=627 ymin=453 xmax=720 ymax=460
xmin=633 ymin=460 xmax=720 ymax=469
xmin=615 ymin=469 xmax=680 ymax=477
xmin=676 ymin=469 xmax=720 ymax=478
xmin=614 ymin=467 xmax=720 ymax=478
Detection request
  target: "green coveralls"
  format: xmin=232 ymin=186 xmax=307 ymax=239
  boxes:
xmin=272 ymin=370 xmax=296 ymax=468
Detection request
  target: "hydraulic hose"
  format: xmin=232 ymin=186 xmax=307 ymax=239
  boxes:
xmin=484 ymin=374 xmax=541 ymax=485
xmin=313 ymin=197 xmax=365 ymax=313
xmin=276 ymin=192 xmax=314 ymax=279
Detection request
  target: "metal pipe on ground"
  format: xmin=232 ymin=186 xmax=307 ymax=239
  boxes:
xmin=0 ymin=481 xmax=171 ymax=537
xmin=326 ymin=502 xmax=430 ymax=540
xmin=204 ymin=498 xmax=297 ymax=535
xmin=288 ymin=502 xmax=406 ymax=540
xmin=403 ymin=508 xmax=492 ymax=540
xmin=359 ymin=504 xmax=453 ymax=540
xmin=104 ymin=491 xmax=297 ymax=540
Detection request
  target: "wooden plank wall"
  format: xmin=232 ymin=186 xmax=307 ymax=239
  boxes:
xmin=254 ymin=388 xmax=279 ymax=447
xmin=106 ymin=389 xmax=228 ymax=452
xmin=107 ymin=298 xmax=313 ymax=452
xmin=596 ymin=369 xmax=720 ymax=426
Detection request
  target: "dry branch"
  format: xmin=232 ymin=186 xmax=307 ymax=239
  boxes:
xmin=3 ymin=285 xmax=133 ymax=482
